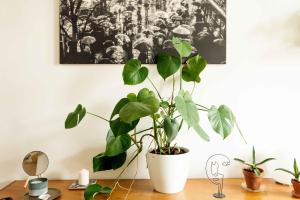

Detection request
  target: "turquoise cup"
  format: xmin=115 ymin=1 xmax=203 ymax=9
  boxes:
xmin=28 ymin=178 xmax=48 ymax=196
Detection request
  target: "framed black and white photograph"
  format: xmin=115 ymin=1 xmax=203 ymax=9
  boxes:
xmin=59 ymin=0 xmax=226 ymax=64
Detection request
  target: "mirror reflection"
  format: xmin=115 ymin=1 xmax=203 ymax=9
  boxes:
xmin=22 ymin=151 xmax=49 ymax=176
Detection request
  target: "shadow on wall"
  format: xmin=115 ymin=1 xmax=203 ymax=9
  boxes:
xmin=256 ymin=10 xmax=300 ymax=46
xmin=47 ymin=147 xmax=105 ymax=179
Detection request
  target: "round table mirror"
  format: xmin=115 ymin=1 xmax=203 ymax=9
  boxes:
xmin=22 ymin=151 xmax=49 ymax=176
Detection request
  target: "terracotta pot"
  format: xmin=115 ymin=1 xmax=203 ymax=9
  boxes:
xmin=292 ymin=179 xmax=300 ymax=196
xmin=243 ymin=168 xmax=263 ymax=190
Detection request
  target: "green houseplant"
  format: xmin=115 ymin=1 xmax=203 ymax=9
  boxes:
xmin=65 ymin=38 xmax=246 ymax=199
xmin=234 ymin=146 xmax=275 ymax=190
xmin=276 ymin=158 xmax=300 ymax=197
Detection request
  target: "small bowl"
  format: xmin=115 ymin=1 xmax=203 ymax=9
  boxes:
xmin=28 ymin=178 xmax=48 ymax=196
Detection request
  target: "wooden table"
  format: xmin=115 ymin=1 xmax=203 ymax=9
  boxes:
xmin=0 ymin=179 xmax=295 ymax=200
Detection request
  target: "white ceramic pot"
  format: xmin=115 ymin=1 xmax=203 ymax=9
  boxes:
xmin=146 ymin=147 xmax=190 ymax=194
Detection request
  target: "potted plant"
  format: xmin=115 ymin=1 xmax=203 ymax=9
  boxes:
xmin=234 ymin=146 xmax=275 ymax=190
xmin=276 ymin=158 xmax=300 ymax=198
xmin=65 ymin=38 xmax=246 ymax=199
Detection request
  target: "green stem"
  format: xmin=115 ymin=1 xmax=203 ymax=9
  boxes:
xmin=147 ymin=78 xmax=163 ymax=100
xmin=87 ymin=112 xmax=110 ymax=122
xmin=131 ymin=127 xmax=154 ymax=136
xmin=180 ymin=57 xmax=183 ymax=90
xmin=191 ymin=82 xmax=196 ymax=95
xmin=196 ymin=104 xmax=209 ymax=110
xmin=235 ymin=120 xmax=247 ymax=144
xmin=140 ymin=134 xmax=160 ymax=149
xmin=198 ymin=108 xmax=208 ymax=112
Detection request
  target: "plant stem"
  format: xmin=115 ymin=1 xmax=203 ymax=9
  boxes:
xmin=147 ymin=78 xmax=163 ymax=100
xmin=191 ymin=82 xmax=196 ymax=95
xmin=131 ymin=127 xmax=161 ymax=136
xmin=235 ymin=120 xmax=247 ymax=144
xmin=140 ymin=134 xmax=160 ymax=149
xmin=195 ymin=104 xmax=209 ymax=110
xmin=87 ymin=112 xmax=110 ymax=122
xmin=198 ymin=108 xmax=208 ymax=112
xmin=180 ymin=57 xmax=183 ymax=90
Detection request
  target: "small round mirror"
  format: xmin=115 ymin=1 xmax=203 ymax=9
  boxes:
xmin=22 ymin=151 xmax=49 ymax=176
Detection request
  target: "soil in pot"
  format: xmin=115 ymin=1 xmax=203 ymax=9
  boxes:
xmin=243 ymin=168 xmax=263 ymax=190
xmin=150 ymin=147 xmax=188 ymax=155
xmin=292 ymin=179 xmax=300 ymax=197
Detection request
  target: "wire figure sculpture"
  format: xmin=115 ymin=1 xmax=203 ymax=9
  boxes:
xmin=205 ymin=154 xmax=230 ymax=198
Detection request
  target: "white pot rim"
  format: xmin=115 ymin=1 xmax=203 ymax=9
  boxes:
xmin=147 ymin=147 xmax=190 ymax=156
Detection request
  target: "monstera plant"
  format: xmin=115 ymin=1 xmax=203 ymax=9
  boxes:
xmin=65 ymin=37 xmax=246 ymax=199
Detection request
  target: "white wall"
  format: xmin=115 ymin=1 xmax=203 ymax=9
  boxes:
xmin=1 ymin=0 xmax=300 ymax=189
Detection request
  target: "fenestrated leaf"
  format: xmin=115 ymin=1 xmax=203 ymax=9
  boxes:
xmin=105 ymin=130 xmax=132 ymax=157
xmin=119 ymin=88 xmax=160 ymax=123
xmin=65 ymin=104 xmax=86 ymax=129
xmin=157 ymin=53 xmax=181 ymax=80
xmin=175 ymin=90 xmax=199 ymax=127
xmin=172 ymin=37 xmax=192 ymax=57
xmin=208 ymin=105 xmax=235 ymax=139
xmin=84 ymin=184 xmax=112 ymax=200
xmin=93 ymin=152 xmax=126 ymax=172
xmin=182 ymin=55 xmax=207 ymax=83
xmin=110 ymin=98 xmax=139 ymax=136
xmin=163 ymin=117 xmax=179 ymax=143
xmin=122 ymin=59 xmax=148 ymax=85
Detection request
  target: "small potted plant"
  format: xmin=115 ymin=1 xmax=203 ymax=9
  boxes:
xmin=65 ymin=38 xmax=246 ymax=199
xmin=234 ymin=146 xmax=275 ymax=190
xmin=276 ymin=159 xmax=300 ymax=198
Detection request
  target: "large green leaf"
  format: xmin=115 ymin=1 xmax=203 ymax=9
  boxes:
xmin=157 ymin=53 xmax=181 ymax=80
xmin=208 ymin=105 xmax=235 ymax=139
xmin=84 ymin=184 xmax=112 ymax=200
xmin=163 ymin=117 xmax=179 ymax=143
xmin=119 ymin=88 xmax=160 ymax=123
xmin=110 ymin=98 xmax=139 ymax=136
xmin=182 ymin=55 xmax=207 ymax=83
xmin=192 ymin=124 xmax=210 ymax=141
xmin=65 ymin=104 xmax=86 ymax=129
xmin=105 ymin=130 xmax=131 ymax=157
xmin=172 ymin=37 xmax=192 ymax=57
xmin=93 ymin=152 xmax=127 ymax=172
xmin=122 ymin=59 xmax=148 ymax=85
xmin=175 ymin=90 xmax=199 ymax=127
xmin=175 ymin=90 xmax=209 ymax=141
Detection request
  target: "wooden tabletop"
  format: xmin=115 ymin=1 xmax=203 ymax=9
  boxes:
xmin=0 ymin=179 xmax=295 ymax=200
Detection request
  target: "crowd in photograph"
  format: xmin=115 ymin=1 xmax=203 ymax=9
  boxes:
xmin=60 ymin=0 xmax=226 ymax=64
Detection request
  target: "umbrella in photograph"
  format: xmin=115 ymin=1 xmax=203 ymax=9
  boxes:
xmin=155 ymin=11 xmax=169 ymax=19
xmin=192 ymin=1 xmax=202 ymax=7
xmin=154 ymin=32 xmax=166 ymax=38
xmin=142 ymin=29 xmax=154 ymax=35
xmin=106 ymin=46 xmax=125 ymax=56
xmin=172 ymin=25 xmax=191 ymax=36
xmin=100 ymin=21 xmax=113 ymax=28
xmin=126 ymin=23 xmax=135 ymax=29
xmin=181 ymin=24 xmax=195 ymax=33
xmin=133 ymin=39 xmax=153 ymax=52
xmin=96 ymin=15 xmax=108 ymax=21
xmin=171 ymin=15 xmax=182 ymax=21
xmin=150 ymin=25 xmax=161 ymax=32
xmin=115 ymin=34 xmax=131 ymax=43
xmin=81 ymin=36 xmax=96 ymax=45
xmin=110 ymin=4 xmax=123 ymax=13
xmin=123 ymin=10 xmax=133 ymax=16
xmin=154 ymin=19 xmax=166 ymax=27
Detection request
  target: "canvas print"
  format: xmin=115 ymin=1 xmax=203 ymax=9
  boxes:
xmin=59 ymin=0 xmax=226 ymax=64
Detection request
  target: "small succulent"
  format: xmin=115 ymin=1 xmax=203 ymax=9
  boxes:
xmin=276 ymin=158 xmax=300 ymax=181
xmin=234 ymin=146 xmax=275 ymax=176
